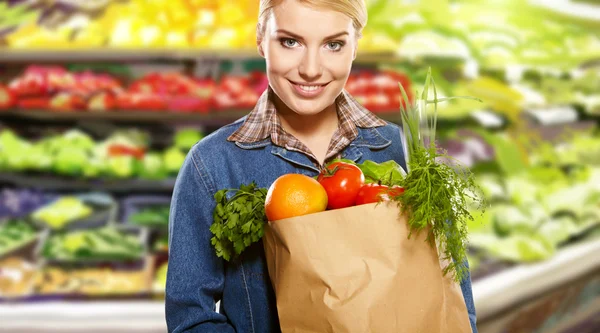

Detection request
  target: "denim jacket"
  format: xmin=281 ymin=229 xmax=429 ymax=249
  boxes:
xmin=166 ymin=117 xmax=478 ymax=333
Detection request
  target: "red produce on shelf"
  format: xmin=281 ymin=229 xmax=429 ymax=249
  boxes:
xmin=49 ymin=92 xmax=87 ymax=111
xmin=75 ymin=71 xmax=123 ymax=96
xmin=88 ymin=91 xmax=118 ymax=111
xmin=248 ymin=71 xmax=269 ymax=95
xmin=167 ymin=96 xmax=211 ymax=113
xmin=191 ymin=78 xmax=216 ymax=100
xmin=17 ymin=97 xmax=51 ymax=109
xmin=212 ymin=90 xmax=237 ymax=110
xmin=0 ymin=84 xmax=17 ymax=109
xmin=117 ymin=93 xmax=167 ymax=111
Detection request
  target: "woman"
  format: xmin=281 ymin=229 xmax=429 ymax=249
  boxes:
xmin=166 ymin=0 xmax=478 ymax=332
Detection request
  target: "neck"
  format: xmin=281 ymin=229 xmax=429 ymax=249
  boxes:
xmin=272 ymin=93 xmax=339 ymax=165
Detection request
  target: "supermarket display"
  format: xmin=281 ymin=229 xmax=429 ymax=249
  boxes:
xmin=0 ymin=0 xmax=599 ymax=332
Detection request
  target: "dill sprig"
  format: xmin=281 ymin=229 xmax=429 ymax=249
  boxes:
xmin=396 ymin=68 xmax=485 ymax=283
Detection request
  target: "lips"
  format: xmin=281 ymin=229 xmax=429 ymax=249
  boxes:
xmin=289 ymin=80 xmax=329 ymax=97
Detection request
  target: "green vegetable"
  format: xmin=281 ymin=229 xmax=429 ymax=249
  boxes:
xmin=174 ymin=129 xmax=204 ymax=151
xmin=107 ymin=156 xmax=135 ymax=178
xmin=396 ymin=68 xmax=485 ymax=282
xmin=139 ymin=152 xmax=167 ymax=180
xmin=32 ymin=197 xmax=93 ymax=230
xmin=469 ymin=233 xmax=555 ymax=262
xmin=210 ymin=182 xmax=268 ymax=261
xmin=42 ymin=227 xmax=144 ymax=261
xmin=163 ymin=147 xmax=186 ymax=174
xmin=129 ymin=206 xmax=170 ymax=227
xmin=53 ymin=147 xmax=90 ymax=176
xmin=0 ymin=219 xmax=37 ymax=257
xmin=357 ymin=160 xmax=407 ymax=185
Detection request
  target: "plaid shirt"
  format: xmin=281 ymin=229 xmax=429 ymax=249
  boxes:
xmin=227 ymin=86 xmax=387 ymax=164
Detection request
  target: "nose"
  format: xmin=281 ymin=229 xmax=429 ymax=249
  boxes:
xmin=298 ymin=48 xmax=323 ymax=80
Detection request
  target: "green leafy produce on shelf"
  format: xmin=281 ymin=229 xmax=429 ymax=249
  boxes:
xmin=542 ymin=183 xmax=600 ymax=219
xmin=23 ymin=143 xmax=53 ymax=171
xmin=32 ymin=197 xmax=93 ymax=230
xmin=0 ymin=130 xmax=31 ymax=171
xmin=53 ymin=147 xmax=91 ymax=176
xmin=107 ymin=156 xmax=136 ymax=178
xmin=470 ymin=233 xmax=555 ymax=262
xmin=42 ymin=227 xmax=144 ymax=262
xmin=174 ymin=129 xmax=204 ymax=151
xmin=0 ymin=219 xmax=37 ymax=257
xmin=163 ymin=147 xmax=186 ymax=174
xmin=492 ymin=203 xmax=548 ymax=237
xmin=139 ymin=152 xmax=167 ymax=180
xmin=82 ymin=157 xmax=106 ymax=179
xmin=129 ymin=206 xmax=170 ymax=227
xmin=61 ymin=130 xmax=96 ymax=151
xmin=537 ymin=216 xmax=579 ymax=246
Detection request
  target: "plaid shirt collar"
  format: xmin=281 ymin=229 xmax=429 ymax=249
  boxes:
xmin=227 ymin=86 xmax=387 ymax=162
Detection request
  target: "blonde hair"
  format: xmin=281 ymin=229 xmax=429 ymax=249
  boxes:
xmin=257 ymin=0 xmax=367 ymax=40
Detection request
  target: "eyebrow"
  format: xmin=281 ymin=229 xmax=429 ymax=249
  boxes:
xmin=275 ymin=29 xmax=349 ymax=40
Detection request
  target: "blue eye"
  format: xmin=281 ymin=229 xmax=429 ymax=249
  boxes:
xmin=326 ymin=41 xmax=344 ymax=51
xmin=280 ymin=38 xmax=299 ymax=48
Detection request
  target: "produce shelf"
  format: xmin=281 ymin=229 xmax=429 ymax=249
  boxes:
xmin=0 ymin=109 xmax=251 ymax=125
xmin=0 ymin=300 xmax=167 ymax=333
xmin=2 ymin=239 xmax=598 ymax=332
xmin=0 ymin=109 xmax=406 ymax=125
xmin=0 ymin=172 xmax=176 ymax=193
xmin=473 ymin=238 xmax=600 ymax=321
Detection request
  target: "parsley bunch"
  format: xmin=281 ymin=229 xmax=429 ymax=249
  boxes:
xmin=397 ymin=68 xmax=485 ymax=283
xmin=210 ymin=182 xmax=268 ymax=261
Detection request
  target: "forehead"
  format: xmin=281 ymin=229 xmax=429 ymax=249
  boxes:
xmin=268 ymin=0 xmax=354 ymax=37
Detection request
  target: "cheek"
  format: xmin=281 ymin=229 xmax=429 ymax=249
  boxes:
xmin=324 ymin=53 xmax=354 ymax=80
xmin=265 ymin=41 xmax=297 ymax=75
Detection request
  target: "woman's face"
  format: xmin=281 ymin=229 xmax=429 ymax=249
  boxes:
xmin=258 ymin=0 xmax=357 ymax=116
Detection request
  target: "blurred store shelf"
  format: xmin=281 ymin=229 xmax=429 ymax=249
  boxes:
xmin=473 ymin=238 xmax=600 ymax=321
xmin=2 ymin=239 xmax=598 ymax=332
xmin=0 ymin=172 xmax=176 ymax=193
xmin=0 ymin=109 xmax=406 ymax=125
xmin=0 ymin=301 xmax=166 ymax=333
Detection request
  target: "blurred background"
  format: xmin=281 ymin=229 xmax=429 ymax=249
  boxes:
xmin=0 ymin=0 xmax=599 ymax=332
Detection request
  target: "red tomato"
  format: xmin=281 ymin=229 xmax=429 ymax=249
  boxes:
xmin=317 ymin=162 xmax=365 ymax=209
xmin=355 ymin=183 xmax=404 ymax=205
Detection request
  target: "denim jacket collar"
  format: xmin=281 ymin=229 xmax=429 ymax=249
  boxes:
xmin=234 ymin=127 xmax=392 ymax=172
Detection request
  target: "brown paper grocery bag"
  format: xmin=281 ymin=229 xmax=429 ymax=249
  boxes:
xmin=263 ymin=202 xmax=471 ymax=333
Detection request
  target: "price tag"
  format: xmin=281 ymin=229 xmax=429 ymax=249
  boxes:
xmin=470 ymin=110 xmax=505 ymax=128
xmin=526 ymin=106 xmax=578 ymax=125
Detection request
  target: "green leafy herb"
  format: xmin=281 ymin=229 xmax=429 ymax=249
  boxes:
xmin=357 ymin=160 xmax=407 ymax=185
xmin=396 ymin=68 xmax=486 ymax=283
xmin=210 ymin=182 xmax=268 ymax=261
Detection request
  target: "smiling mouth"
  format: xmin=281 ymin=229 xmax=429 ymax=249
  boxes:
xmin=288 ymin=80 xmax=329 ymax=94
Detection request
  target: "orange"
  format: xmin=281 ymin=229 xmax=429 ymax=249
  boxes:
xmin=265 ymin=174 xmax=328 ymax=221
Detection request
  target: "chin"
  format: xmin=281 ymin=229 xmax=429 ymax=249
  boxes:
xmin=288 ymin=100 xmax=330 ymax=116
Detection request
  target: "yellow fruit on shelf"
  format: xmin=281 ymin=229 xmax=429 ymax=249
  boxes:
xmin=166 ymin=30 xmax=191 ymax=48
xmin=217 ymin=2 xmax=247 ymax=26
xmin=72 ymin=22 xmax=107 ymax=47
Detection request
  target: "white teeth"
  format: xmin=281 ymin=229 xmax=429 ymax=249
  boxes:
xmin=298 ymin=85 xmax=320 ymax=92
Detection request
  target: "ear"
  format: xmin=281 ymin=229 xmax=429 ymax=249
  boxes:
xmin=352 ymin=45 xmax=358 ymax=61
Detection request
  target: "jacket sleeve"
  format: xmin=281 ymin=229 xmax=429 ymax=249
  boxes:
xmin=459 ymin=259 xmax=478 ymax=333
xmin=165 ymin=149 xmax=236 ymax=333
